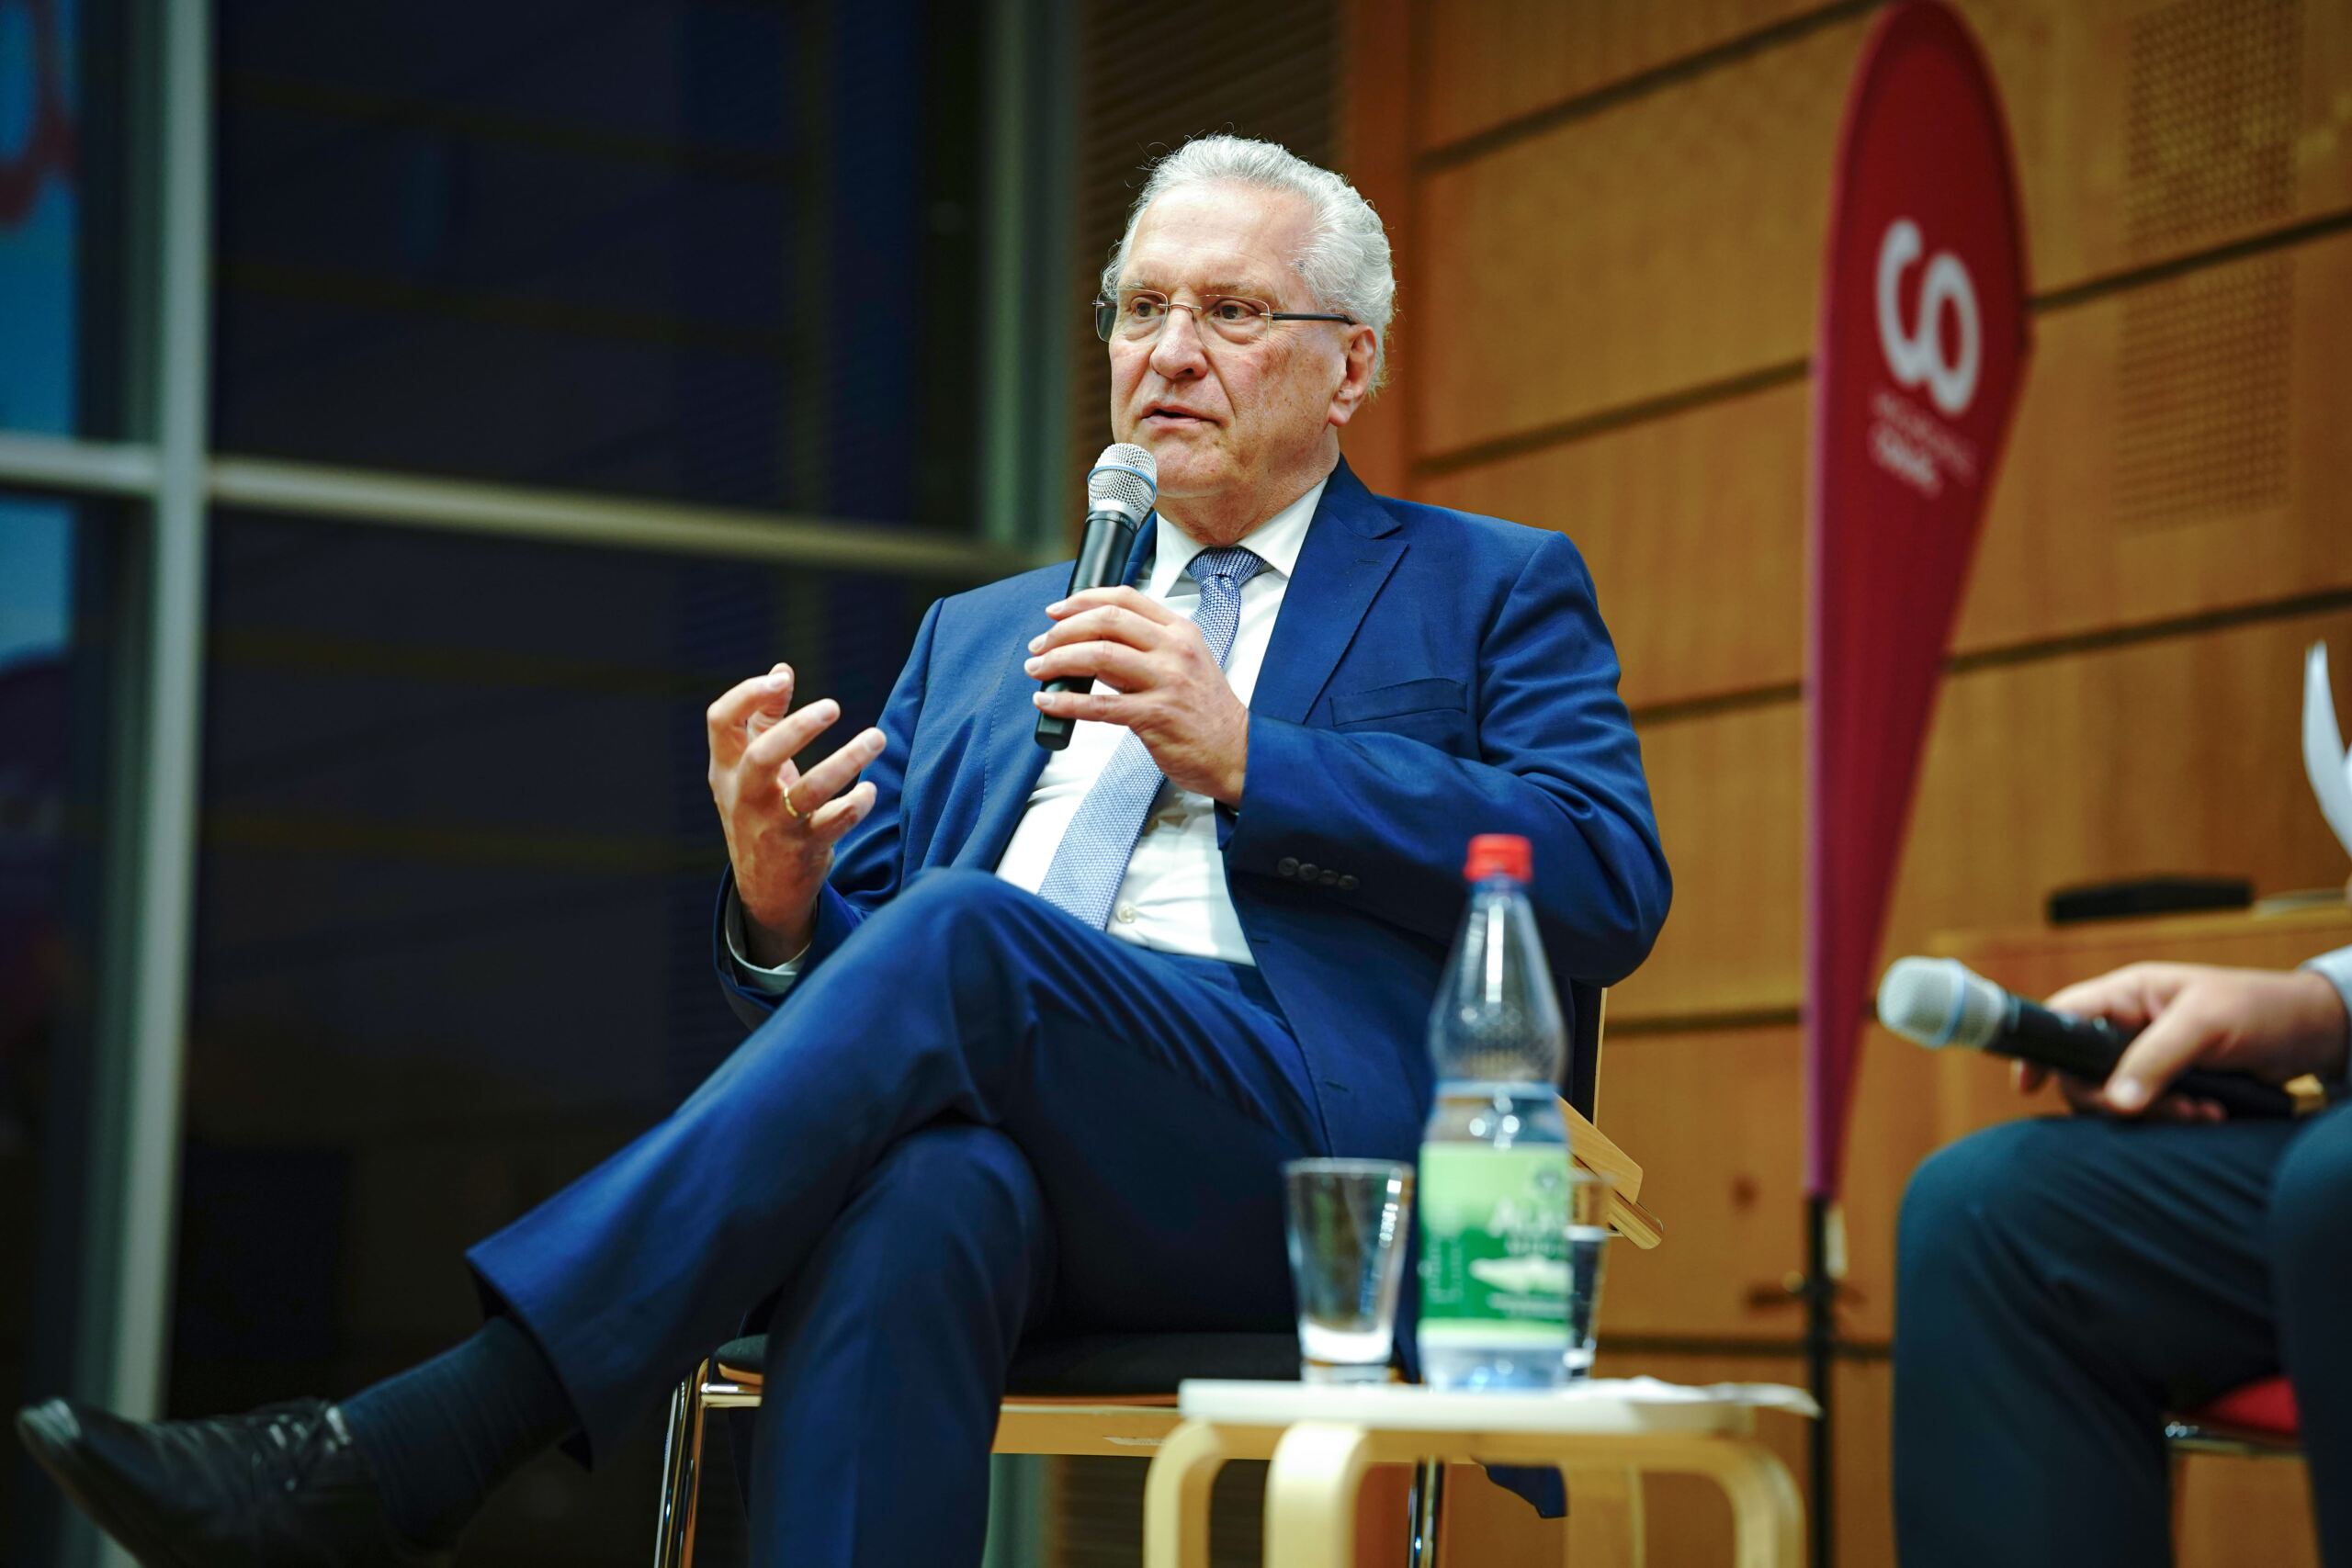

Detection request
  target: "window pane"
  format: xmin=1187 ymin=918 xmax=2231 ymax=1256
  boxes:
xmin=0 ymin=0 xmax=128 ymax=439
xmin=175 ymin=512 xmax=954 ymax=1564
xmin=0 ymin=491 xmax=129 ymax=1562
xmin=212 ymin=0 xmax=987 ymax=525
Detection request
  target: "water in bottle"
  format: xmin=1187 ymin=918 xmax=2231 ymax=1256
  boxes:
xmin=1417 ymin=833 xmax=1575 ymax=1390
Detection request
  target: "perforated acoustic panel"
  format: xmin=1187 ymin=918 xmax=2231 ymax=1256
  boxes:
xmin=1060 ymin=0 xmax=1341 ymax=538
xmin=2124 ymin=0 xmax=2301 ymax=258
xmin=2114 ymin=251 xmax=2295 ymax=530
xmin=2114 ymin=0 xmax=2301 ymax=530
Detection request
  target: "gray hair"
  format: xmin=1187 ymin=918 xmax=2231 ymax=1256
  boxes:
xmin=1102 ymin=135 xmax=1396 ymax=389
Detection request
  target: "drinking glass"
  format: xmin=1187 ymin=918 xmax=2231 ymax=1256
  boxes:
xmin=1566 ymin=1168 xmax=1615 ymax=1378
xmin=1282 ymin=1157 xmax=1414 ymax=1383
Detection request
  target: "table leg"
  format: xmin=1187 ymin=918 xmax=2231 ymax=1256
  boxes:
xmin=1685 ymin=1438 xmax=1804 ymax=1568
xmin=1265 ymin=1421 xmax=1378 ymax=1568
xmin=1143 ymin=1419 xmax=1232 ymax=1568
xmin=1562 ymin=1462 xmax=1644 ymax=1568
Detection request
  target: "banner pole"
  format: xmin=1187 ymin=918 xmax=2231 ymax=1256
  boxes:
xmin=1807 ymin=1192 xmax=1836 ymax=1568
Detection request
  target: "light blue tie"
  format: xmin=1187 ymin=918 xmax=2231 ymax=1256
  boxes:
xmin=1035 ymin=546 xmax=1266 ymax=929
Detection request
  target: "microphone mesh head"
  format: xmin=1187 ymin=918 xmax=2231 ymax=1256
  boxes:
xmin=1877 ymin=957 xmax=2004 ymax=1049
xmin=1087 ymin=443 xmax=1158 ymax=521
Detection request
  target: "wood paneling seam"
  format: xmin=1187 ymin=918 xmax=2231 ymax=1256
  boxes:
xmin=1603 ymin=1335 xmax=1893 ymax=1361
xmin=2034 ymin=205 xmax=2352 ymax=314
xmin=1415 ymin=0 xmax=1881 ymax=174
xmin=1411 ymin=209 xmax=2352 ymax=479
xmin=1620 ymin=590 xmax=2352 ymax=729
xmin=1416 ymin=359 xmax=1810 ymax=479
xmin=1608 ymin=1007 xmax=1806 ymax=1038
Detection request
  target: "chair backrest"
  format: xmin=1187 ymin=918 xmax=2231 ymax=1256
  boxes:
xmin=1563 ymin=979 xmax=1606 ymax=1122
xmin=1553 ymin=987 xmax=1661 ymax=1248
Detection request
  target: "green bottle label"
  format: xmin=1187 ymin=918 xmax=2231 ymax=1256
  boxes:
xmin=1417 ymin=1143 xmax=1572 ymax=1347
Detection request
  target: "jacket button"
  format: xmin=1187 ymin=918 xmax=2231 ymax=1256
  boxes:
xmin=1319 ymin=868 xmax=1340 ymax=886
xmin=1296 ymin=862 xmax=1318 ymax=881
xmin=1276 ymin=857 xmax=1299 ymax=877
xmin=1338 ymin=874 xmax=1358 ymax=891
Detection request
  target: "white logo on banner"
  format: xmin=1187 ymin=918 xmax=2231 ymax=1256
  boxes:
xmin=1875 ymin=220 xmax=1980 ymax=416
xmin=1867 ymin=219 xmax=1984 ymax=499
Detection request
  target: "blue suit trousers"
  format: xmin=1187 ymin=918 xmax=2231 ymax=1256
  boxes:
xmin=1894 ymin=1104 xmax=2352 ymax=1567
xmin=466 ymin=870 xmax=1343 ymax=1565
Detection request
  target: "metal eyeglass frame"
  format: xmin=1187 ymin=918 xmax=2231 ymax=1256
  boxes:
xmin=1093 ymin=289 xmax=1357 ymax=344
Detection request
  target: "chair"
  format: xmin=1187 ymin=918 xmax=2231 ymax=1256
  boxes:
xmin=2165 ymin=1375 xmax=2301 ymax=1456
xmin=650 ymin=984 xmax=1663 ymax=1567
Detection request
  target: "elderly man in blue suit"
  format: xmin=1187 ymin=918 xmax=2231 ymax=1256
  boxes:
xmin=18 ymin=135 xmax=1670 ymax=1567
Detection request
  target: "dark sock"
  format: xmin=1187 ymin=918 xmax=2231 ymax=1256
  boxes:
xmin=340 ymin=1314 xmax=577 ymax=1549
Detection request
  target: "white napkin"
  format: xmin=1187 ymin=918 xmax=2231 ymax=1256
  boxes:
xmin=2305 ymin=643 xmax=2352 ymax=863
xmin=1566 ymin=1377 xmax=1822 ymax=1418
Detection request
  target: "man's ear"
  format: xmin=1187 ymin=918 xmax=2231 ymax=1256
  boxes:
xmin=1326 ymin=326 xmax=1380 ymax=428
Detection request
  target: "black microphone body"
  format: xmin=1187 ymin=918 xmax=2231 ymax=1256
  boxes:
xmin=1034 ymin=507 xmax=1141 ymax=751
xmin=1879 ymin=957 xmax=2298 ymax=1120
xmin=2000 ymin=994 xmax=2296 ymax=1119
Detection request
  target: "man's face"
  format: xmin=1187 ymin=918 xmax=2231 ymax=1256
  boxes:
xmin=1107 ymin=183 xmax=1351 ymax=522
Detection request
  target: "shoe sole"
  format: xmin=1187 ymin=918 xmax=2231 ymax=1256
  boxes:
xmin=15 ymin=1402 xmax=203 ymax=1568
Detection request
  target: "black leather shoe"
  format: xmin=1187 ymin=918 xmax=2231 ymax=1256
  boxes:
xmin=16 ymin=1397 xmax=449 ymax=1568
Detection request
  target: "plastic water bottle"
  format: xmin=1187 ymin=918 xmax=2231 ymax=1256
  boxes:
xmin=1417 ymin=833 xmax=1574 ymax=1390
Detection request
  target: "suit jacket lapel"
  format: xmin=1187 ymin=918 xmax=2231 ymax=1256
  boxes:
xmin=1251 ymin=460 xmax=1405 ymax=726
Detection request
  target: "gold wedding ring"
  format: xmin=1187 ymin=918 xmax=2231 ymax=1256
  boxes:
xmin=781 ymin=790 xmax=805 ymax=821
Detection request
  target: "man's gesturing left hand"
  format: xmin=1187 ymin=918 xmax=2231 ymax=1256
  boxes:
xmin=1025 ymin=586 xmax=1249 ymax=806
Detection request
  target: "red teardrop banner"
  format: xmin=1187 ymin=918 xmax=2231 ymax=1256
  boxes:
xmin=1805 ymin=0 xmax=2031 ymax=1200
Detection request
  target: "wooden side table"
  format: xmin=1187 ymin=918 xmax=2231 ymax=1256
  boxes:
xmin=1143 ymin=1381 xmax=1811 ymax=1568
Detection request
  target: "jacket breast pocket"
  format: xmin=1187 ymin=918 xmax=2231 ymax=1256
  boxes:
xmin=1328 ymin=677 xmax=1474 ymax=754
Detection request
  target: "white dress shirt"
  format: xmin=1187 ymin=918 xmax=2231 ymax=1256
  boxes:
xmin=2307 ymin=945 xmax=2352 ymax=1089
xmin=726 ymin=477 xmax=1327 ymax=994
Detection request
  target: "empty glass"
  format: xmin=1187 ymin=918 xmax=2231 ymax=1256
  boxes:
xmin=1283 ymin=1157 xmax=1414 ymax=1383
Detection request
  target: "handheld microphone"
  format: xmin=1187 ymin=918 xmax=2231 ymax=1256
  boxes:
xmin=1876 ymin=956 xmax=2298 ymax=1120
xmin=1035 ymin=444 xmax=1158 ymax=750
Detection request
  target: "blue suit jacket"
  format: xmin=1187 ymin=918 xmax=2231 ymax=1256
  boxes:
xmin=711 ymin=458 xmax=1670 ymax=1156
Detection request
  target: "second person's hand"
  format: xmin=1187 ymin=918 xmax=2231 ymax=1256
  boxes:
xmin=2014 ymin=961 xmax=2349 ymax=1120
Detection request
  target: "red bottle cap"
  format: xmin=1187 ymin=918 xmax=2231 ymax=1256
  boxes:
xmin=1463 ymin=833 xmax=1532 ymax=884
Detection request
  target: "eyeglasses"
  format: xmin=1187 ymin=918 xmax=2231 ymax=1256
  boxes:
xmin=1094 ymin=288 xmax=1357 ymax=346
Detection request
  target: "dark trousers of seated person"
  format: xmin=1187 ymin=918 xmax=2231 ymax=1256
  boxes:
xmin=464 ymin=869 xmax=1363 ymax=1567
xmin=1894 ymin=1103 xmax=2352 ymax=1568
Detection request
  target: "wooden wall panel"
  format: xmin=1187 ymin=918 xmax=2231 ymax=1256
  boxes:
xmin=1595 ymin=1026 xmax=1810 ymax=1340
xmin=1958 ymin=232 xmax=2352 ymax=651
xmin=1336 ymin=0 xmax=1416 ymax=499
xmin=1961 ymin=0 xmax=2352 ymax=288
xmin=1417 ymin=0 xmax=1829 ymax=152
xmin=1594 ymin=1022 xmax=1945 ymax=1344
xmin=1883 ymin=607 xmax=2352 ymax=960
xmin=1618 ymin=606 xmax=2352 ymax=1019
xmin=1420 ymin=229 xmax=2352 ymax=709
xmin=1412 ymin=0 xmax=2352 ymax=458
xmin=1620 ymin=697 xmax=1804 ymax=1018
xmin=1415 ymin=17 xmax=1858 ymax=456
xmin=1420 ymin=379 xmax=1808 ymax=711
xmin=2177 ymin=1458 xmax=2323 ymax=1568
